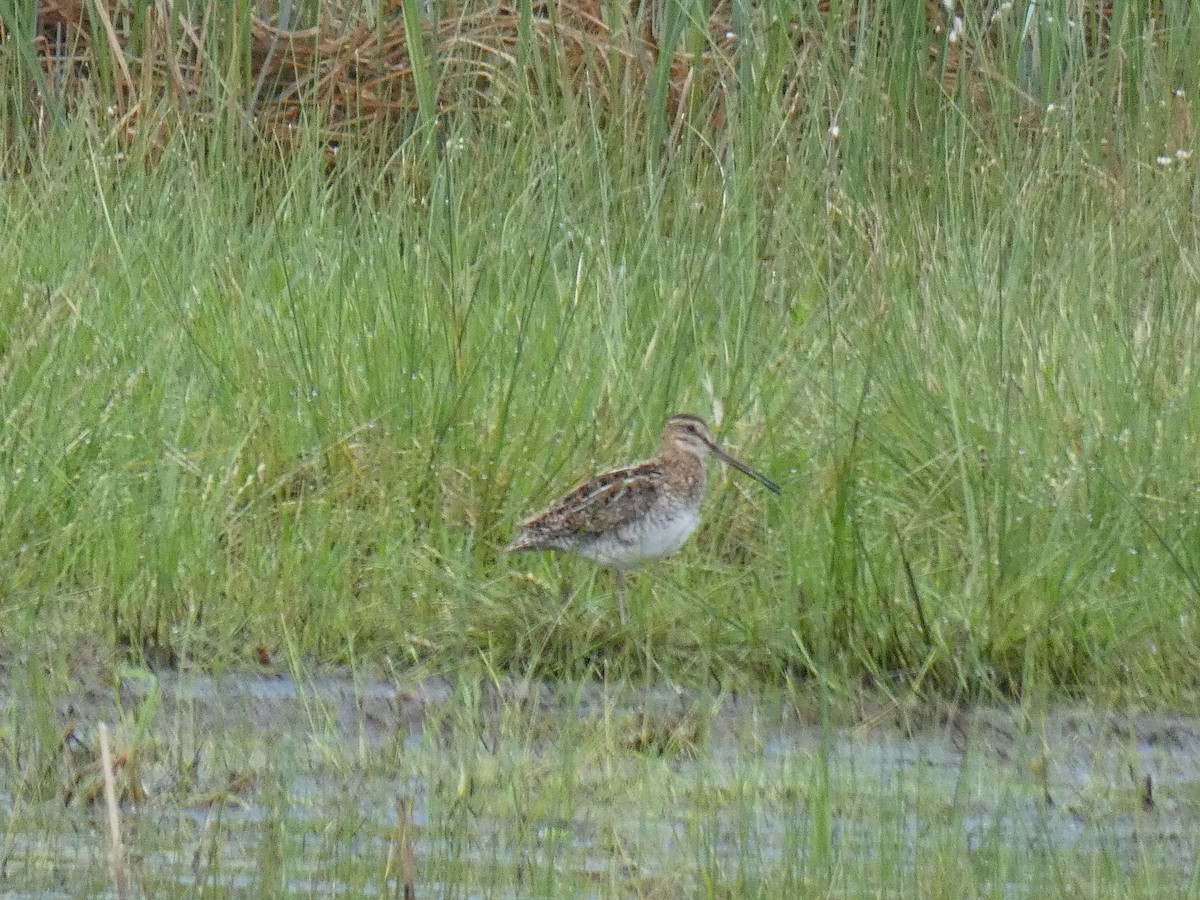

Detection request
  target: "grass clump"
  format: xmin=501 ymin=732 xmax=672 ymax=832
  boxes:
xmin=0 ymin=0 xmax=1197 ymax=701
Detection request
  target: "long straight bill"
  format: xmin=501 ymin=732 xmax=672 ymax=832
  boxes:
xmin=712 ymin=447 xmax=781 ymax=494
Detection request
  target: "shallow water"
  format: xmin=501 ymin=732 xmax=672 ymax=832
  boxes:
xmin=2 ymin=670 xmax=1197 ymax=896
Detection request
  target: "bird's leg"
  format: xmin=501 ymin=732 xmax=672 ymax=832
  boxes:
xmin=615 ymin=570 xmax=628 ymax=625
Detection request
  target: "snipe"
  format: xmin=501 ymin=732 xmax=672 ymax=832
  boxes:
xmin=506 ymin=414 xmax=779 ymax=618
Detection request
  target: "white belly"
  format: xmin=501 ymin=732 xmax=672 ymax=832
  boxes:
xmin=579 ymin=508 xmax=702 ymax=570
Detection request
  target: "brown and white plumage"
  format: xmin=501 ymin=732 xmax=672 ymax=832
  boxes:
xmin=506 ymin=414 xmax=779 ymax=573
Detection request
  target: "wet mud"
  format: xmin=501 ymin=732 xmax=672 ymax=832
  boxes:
xmin=2 ymin=663 xmax=1198 ymax=895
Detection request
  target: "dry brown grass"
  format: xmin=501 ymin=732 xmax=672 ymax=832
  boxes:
xmin=9 ymin=0 xmax=738 ymax=145
xmin=5 ymin=0 xmax=986 ymax=148
xmin=0 ymin=1 xmax=1152 ymax=158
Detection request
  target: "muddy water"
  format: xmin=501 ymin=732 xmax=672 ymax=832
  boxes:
xmin=2 ymin=669 xmax=1199 ymax=896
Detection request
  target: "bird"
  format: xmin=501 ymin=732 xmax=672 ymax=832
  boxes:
xmin=506 ymin=414 xmax=780 ymax=619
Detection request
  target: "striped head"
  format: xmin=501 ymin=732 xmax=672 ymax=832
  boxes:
xmin=660 ymin=415 xmax=780 ymax=494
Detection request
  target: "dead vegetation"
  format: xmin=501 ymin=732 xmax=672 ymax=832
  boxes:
xmin=4 ymin=0 xmax=1000 ymax=152
xmin=2 ymin=1 xmax=1151 ymax=161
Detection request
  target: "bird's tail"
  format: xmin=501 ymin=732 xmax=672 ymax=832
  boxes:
xmin=505 ymin=531 xmax=537 ymax=554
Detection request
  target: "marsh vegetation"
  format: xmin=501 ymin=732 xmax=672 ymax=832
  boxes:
xmin=2 ymin=0 xmax=1199 ymax=894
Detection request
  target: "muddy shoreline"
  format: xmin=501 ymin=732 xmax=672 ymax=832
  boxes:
xmin=4 ymin=658 xmax=1198 ymax=894
xmin=7 ymin=660 xmax=1199 ymax=805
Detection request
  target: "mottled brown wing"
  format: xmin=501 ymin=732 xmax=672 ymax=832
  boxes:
xmin=522 ymin=461 xmax=664 ymax=536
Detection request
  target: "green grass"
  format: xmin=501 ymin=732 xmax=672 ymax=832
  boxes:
xmin=5 ymin=6 xmax=1200 ymax=894
xmin=1 ymin=1 xmax=1199 ymax=702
